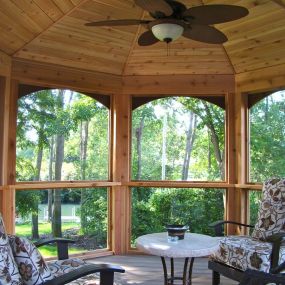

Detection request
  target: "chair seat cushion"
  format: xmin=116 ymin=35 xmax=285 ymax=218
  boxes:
xmin=48 ymin=258 xmax=87 ymax=277
xmin=211 ymin=235 xmax=285 ymax=273
xmin=48 ymin=259 xmax=100 ymax=285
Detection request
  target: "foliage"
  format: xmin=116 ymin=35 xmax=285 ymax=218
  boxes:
xmin=131 ymin=187 xmax=224 ymax=242
xmin=15 ymin=89 xmax=285 ymax=250
xmin=250 ymin=92 xmax=285 ymax=181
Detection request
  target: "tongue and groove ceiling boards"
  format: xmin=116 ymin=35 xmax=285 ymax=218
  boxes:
xmin=0 ymin=0 xmax=284 ymax=76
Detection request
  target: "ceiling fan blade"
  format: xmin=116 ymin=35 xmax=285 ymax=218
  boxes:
xmin=134 ymin=0 xmax=173 ymax=16
xmin=183 ymin=25 xmax=228 ymax=44
xmin=183 ymin=5 xmax=248 ymax=25
xmin=85 ymin=19 xmax=150 ymax=26
xmin=138 ymin=30 xmax=159 ymax=46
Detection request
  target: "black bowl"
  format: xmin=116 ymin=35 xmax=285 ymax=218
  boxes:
xmin=166 ymin=224 xmax=189 ymax=240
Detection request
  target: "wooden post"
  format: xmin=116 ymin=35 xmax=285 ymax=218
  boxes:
xmin=226 ymin=92 xmax=238 ymax=234
xmin=0 ymin=52 xmax=17 ymax=233
xmin=234 ymin=89 xmax=249 ymax=233
xmin=111 ymin=93 xmax=131 ymax=254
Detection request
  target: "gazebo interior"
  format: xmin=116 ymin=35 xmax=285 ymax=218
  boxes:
xmin=0 ymin=0 xmax=285 ymax=284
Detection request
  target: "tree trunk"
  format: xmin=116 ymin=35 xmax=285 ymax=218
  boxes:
xmin=181 ymin=112 xmax=197 ymax=180
xmin=52 ymin=93 xmax=64 ymax=238
xmin=31 ymin=214 xmax=39 ymax=239
xmin=80 ymin=120 xmax=89 ymax=229
xmin=208 ymin=129 xmax=211 ymax=174
xmin=202 ymin=102 xmax=225 ymax=180
xmin=161 ymin=114 xmax=167 ymax=180
xmin=48 ymin=136 xmax=54 ymax=222
xmin=135 ymin=117 xmax=144 ymax=180
xmin=32 ymin=141 xmax=43 ymax=239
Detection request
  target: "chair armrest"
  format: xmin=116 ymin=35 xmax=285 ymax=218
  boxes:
xmin=34 ymin=238 xmax=75 ymax=260
xmin=209 ymin=220 xmax=253 ymax=237
xmin=42 ymin=264 xmax=125 ymax=285
xmin=271 ymin=260 xmax=285 ymax=274
xmin=240 ymin=268 xmax=285 ymax=285
xmin=266 ymin=233 xmax=285 ymax=269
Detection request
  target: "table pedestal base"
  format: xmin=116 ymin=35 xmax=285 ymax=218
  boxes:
xmin=161 ymin=257 xmax=195 ymax=285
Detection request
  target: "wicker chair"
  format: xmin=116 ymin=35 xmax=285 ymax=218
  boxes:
xmin=208 ymin=178 xmax=285 ymax=285
xmin=0 ymin=214 xmax=124 ymax=285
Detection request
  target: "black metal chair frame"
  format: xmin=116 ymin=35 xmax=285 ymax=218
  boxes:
xmin=208 ymin=220 xmax=285 ymax=285
xmin=239 ymin=261 xmax=285 ymax=285
xmin=34 ymin=238 xmax=125 ymax=285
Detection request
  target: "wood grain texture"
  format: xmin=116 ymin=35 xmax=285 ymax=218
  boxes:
xmin=110 ymin=93 xmax=131 ymax=254
xmin=92 ymin=255 xmax=236 ymax=285
xmin=11 ymin=59 xmax=122 ymax=94
xmin=1 ymin=186 xmax=15 ymax=234
xmin=15 ymin=181 xmax=121 ymax=190
xmin=236 ymin=64 xmax=285 ymax=93
xmin=0 ymin=0 xmax=283 ymax=75
xmin=0 ymin=51 xmax=11 ymax=76
xmin=123 ymin=74 xmax=235 ymax=95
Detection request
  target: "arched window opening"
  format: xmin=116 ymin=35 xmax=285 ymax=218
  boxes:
xmin=16 ymin=88 xmax=110 ymax=257
xmin=131 ymin=96 xmax=225 ymax=181
xmin=249 ymin=90 xmax=285 ymax=182
xmin=17 ymin=89 xmax=109 ymax=182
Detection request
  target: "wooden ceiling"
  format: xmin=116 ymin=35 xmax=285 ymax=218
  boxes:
xmin=0 ymin=0 xmax=284 ymax=76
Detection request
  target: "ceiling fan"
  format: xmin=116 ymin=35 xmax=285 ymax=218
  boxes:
xmin=85 ymin=0 xmax=249 ymax=46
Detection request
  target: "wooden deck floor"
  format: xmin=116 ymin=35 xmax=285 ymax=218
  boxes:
xmin=89 ymin=255 xmax=237 ymax=285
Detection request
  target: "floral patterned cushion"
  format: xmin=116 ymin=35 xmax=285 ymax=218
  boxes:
xmin=48 ymin=258 xmax=87 ymax=277
xmin=251 ymin=200 xmax=285 ymax=240
xmin=8 ymin=235 xmax=53 ymax=285
xmin=48 ymin=258 xmax=100 ymax=285
xmin=262 ymin=178 xmax=285 ymax=203
xmin=211 ymin=235 xmax=285 ymax=273
xmin=0 ymin=214 xmax=22 ymax=285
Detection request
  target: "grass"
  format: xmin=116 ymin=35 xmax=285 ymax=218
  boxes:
xmin=38 ymin=245 xmax=86 ymax=257
xmin=16 ymin=222 xmax=79 ymax=237
xmin=15 ymin=222 xmax=87 ymax=257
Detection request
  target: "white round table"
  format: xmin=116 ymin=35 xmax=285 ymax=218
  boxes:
xmin=136 ymin=232 xmax=220 ymax=285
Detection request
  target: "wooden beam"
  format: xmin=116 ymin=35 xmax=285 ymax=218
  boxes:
xmin=226 ymin=92 xmax=237 ymax=234
xmin=236 ymin=64 xmax=285 ymax=93
xmin=127 ymin=181 xmax=234 ymax=188
xmin=15 ymin=181 xmax=121 ymax=190
xmin=11 ymin=59 xmax=122 ymax=95
xmin=235 ymin=184 xmax=262 ymax=190
xmin=272 ymin=0 xmax=285 ymax=9
xmin=111 ymin=93 xmax=131 ymax=254
xmin=2 ymin=185 xmax=15 ymax=234
xmin=122 ymin=74 xmax=235 ymax=95
xmin=0 ymin=51 xmax=11 ymax=77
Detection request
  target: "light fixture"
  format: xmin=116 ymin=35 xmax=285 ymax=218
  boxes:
xmin=151 ymin=22 xmax=184 ymax=43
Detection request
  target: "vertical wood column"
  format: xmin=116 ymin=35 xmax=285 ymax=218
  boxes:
xmin=226 ymin=92 xmax=238 ymax=234
xmin=235 ymin=89 xmax=249 ymax=233
xmin=0 ymin=52 xmax=17 ymax=233
xmin=111 ymin=93 xmax=131 ymax=254
xmin=235 ymin=92 xmax=249 ymax=231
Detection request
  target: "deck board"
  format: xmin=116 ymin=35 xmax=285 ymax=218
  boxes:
xmin=89 ymin=255 xmax=237 ymax=285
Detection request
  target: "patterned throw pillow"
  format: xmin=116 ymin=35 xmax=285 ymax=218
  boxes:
xmin=9 ymin=235 xmax=54 ymax=285
xmin=0 ymin=214 xmax=22 ymax=285
xmin=262 ymin=178 xmax=285 ymax=203
xmin=251 ymin=200 xmax=285 ymax=240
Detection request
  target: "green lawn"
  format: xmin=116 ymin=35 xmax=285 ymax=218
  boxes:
xmin=38 ymin=245 xmax=86 ymax=257
xmin=15 ymin=222 xmax=87 ymax=257
xmin=16 ymin=222 xmax=79 ymax=237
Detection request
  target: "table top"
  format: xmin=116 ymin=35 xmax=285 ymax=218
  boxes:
xmin=136 ymin=232 xmax=220 ymax=258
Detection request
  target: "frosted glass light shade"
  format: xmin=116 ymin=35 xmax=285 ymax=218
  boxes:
xmin=151 ymin=23 xmax=184 ymax=42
